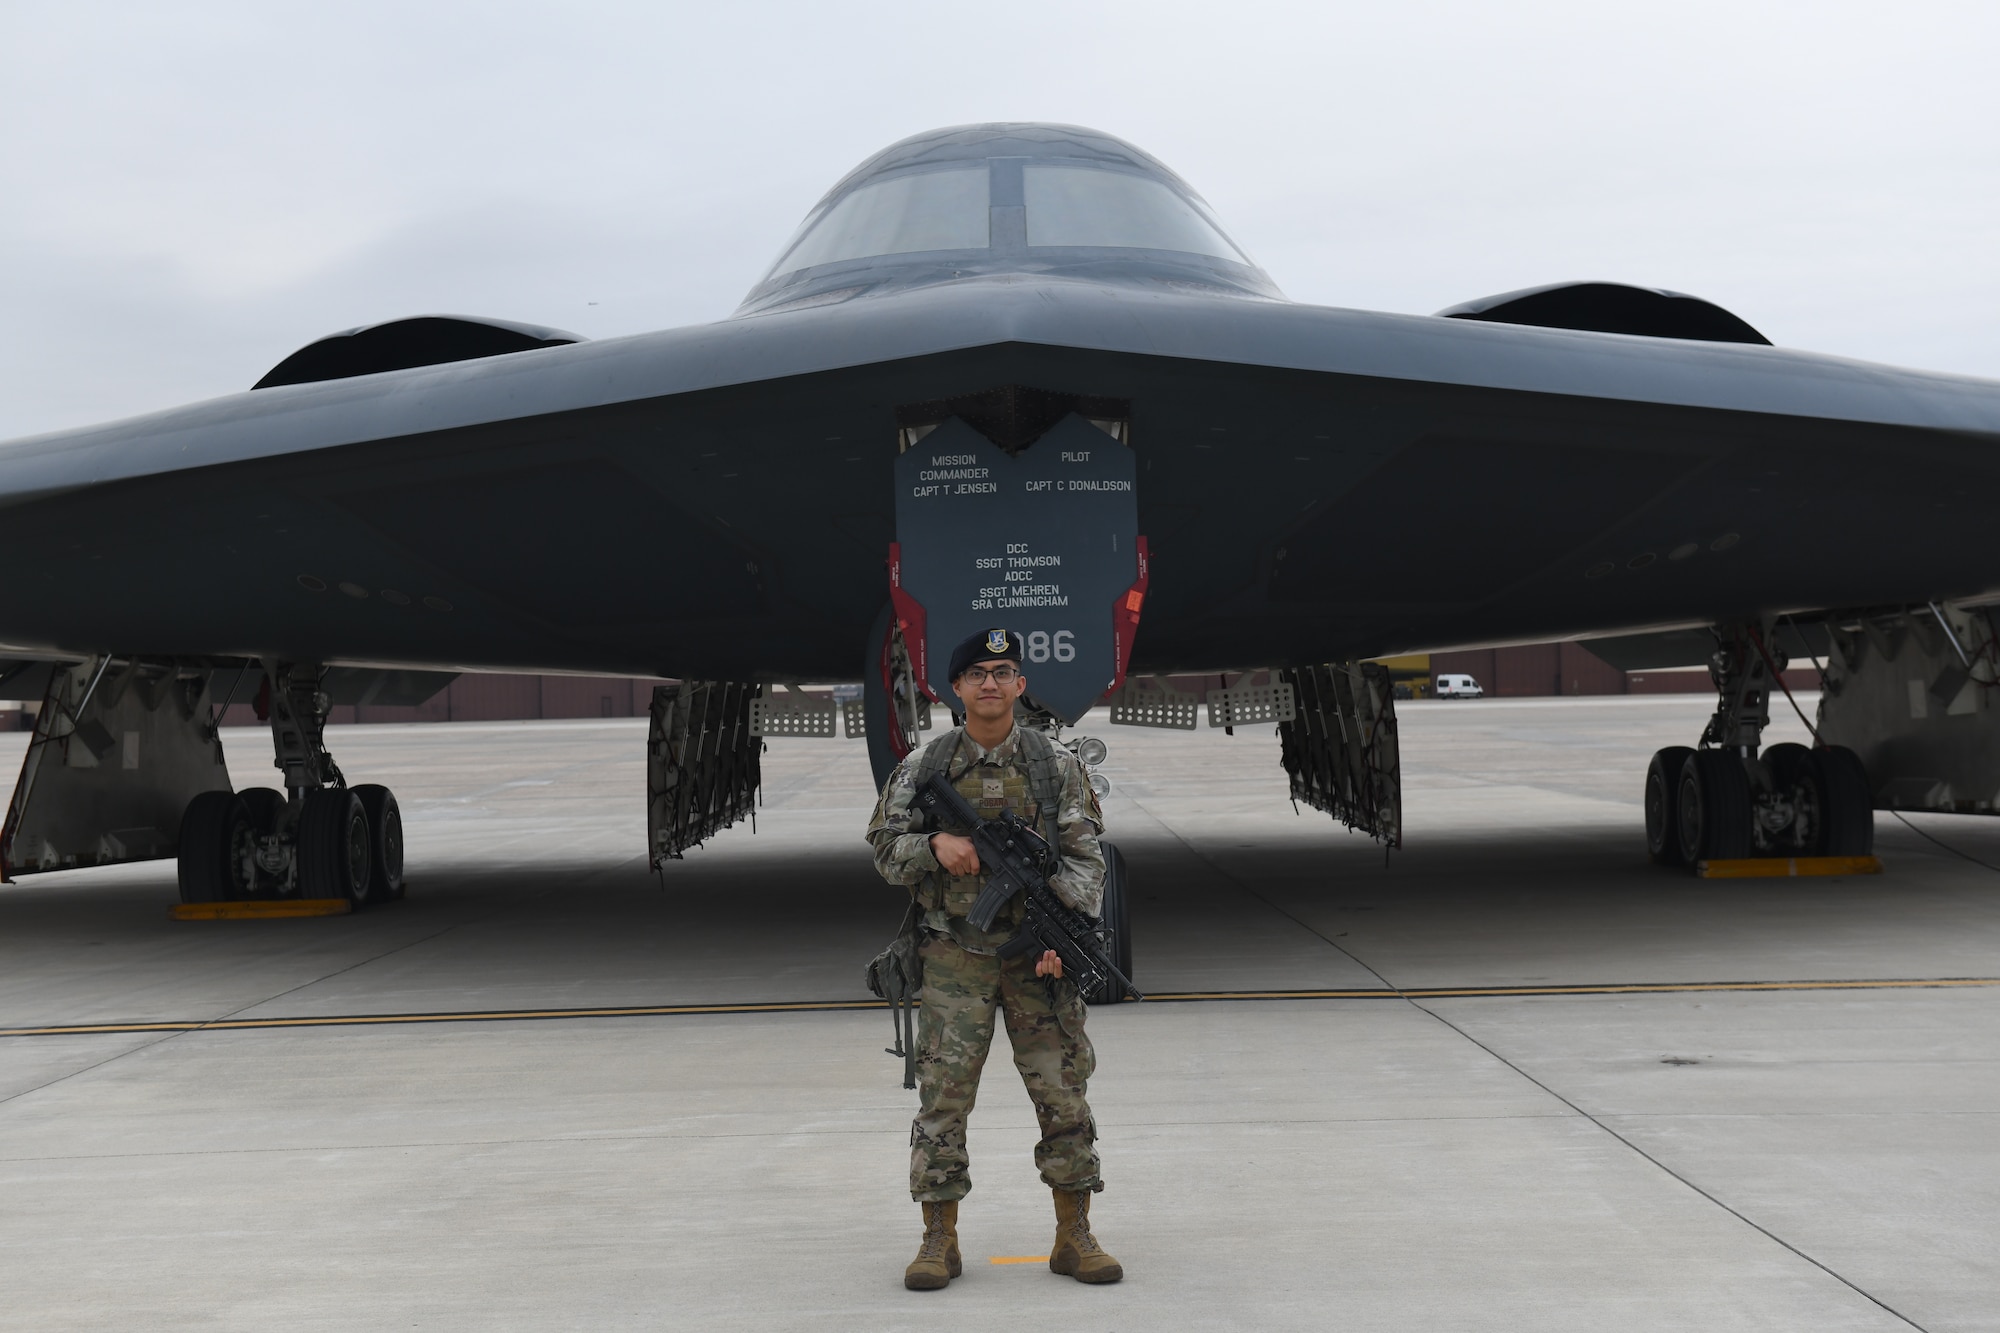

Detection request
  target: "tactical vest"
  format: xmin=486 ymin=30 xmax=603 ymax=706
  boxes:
xmin=909 ymin=725 xmax=1067 ymax=921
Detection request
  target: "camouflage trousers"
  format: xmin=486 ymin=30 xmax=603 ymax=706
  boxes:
xmin=910 ymin=931 xmax=1102 ymax=1202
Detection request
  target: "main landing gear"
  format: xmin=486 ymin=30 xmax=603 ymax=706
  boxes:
xmin=176 ymin=662 xmax=404 ymax=906
xmin=1645 ymin=624 xmax=1873 ymax=866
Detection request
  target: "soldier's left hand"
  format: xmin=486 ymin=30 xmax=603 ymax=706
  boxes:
xmin=1035 ymin=949 xmax=1063 ymax=978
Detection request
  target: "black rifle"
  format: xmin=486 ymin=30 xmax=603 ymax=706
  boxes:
xmin=912 ymin=773 xmax=1143 ymax=1002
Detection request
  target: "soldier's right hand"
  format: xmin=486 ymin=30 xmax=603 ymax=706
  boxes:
xmin=929 ymin=832 xmax=982 ymax=876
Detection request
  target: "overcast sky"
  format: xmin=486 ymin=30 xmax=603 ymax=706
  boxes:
xmin=3 ymin=1 xmax=1995 ymax=440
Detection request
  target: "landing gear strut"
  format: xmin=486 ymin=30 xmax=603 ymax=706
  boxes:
xmin=1645 ymin=623 xmax=1873 ymax=867
xmin=174 ymin=661 xmax=402 ymax=905
xmin=862 ymin=605 xmax=932 ymax=791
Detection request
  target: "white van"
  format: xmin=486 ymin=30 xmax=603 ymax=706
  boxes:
xmin=1435 ymin=673 xmax=1484 ymax=699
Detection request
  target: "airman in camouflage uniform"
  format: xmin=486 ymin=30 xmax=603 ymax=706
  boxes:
xmin=866 ymin=627 xmax=1124 ymax=1289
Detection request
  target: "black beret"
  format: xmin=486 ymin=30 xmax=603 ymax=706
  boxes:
xmin=947 ymin=627 xmax=1023 ymax=681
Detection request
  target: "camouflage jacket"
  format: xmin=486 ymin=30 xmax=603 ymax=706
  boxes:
xmin=866 ymin=724 xmax=1107 ymax=954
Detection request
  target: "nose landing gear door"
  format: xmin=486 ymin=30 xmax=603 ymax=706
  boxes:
xmin=892 ymin=413 xmax=1144 ymax=725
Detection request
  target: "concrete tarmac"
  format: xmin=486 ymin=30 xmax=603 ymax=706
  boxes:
xmin=1 ymin=697 xmax=1997 ymax=1330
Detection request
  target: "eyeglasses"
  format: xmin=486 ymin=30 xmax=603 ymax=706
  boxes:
xmin=959 ymin=666 xmax=1020 ymax=684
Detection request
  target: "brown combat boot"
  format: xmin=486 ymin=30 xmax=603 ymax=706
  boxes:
xmin=904 ymin=1200 xmax=962 ymax=1290
xmin=1049 ymin=1188 xmax=1123 ymax=1283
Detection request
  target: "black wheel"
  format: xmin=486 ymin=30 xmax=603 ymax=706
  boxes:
xmin=861 ymin=603 xmax=903 ymax=792
xmin=176 ymin=790 xmax=255 ymax=903
xmin=1645 ymin=746 xmax=1695 ymax=865
xmin=297 ymin=788 xmax=372 ymax=904
xmin=1814 ymin=745 xmax=1875 ymax=855
xmin=238 ymin=786 xmax=286 ymax=832
xmin=352 ymin=784 xmax=404 ymax=901
xmin=236 ymin=788 xmax=288 ymax=893
xmin=1677 ymin=749 xmax=1752 ymax=864
xmin=1086 ymin=840 xmax=1134 ymax=1006
xmin=1762 ymin=743 xmax=1826 ymax=855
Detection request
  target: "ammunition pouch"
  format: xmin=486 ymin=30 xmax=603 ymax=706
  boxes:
xmin=865 ymin=898 xmax=925 ymax=1089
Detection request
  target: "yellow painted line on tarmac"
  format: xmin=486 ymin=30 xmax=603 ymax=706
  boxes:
xmin=0 ymin=999 xmax=888 ymax=1039
xmin=6 ymin=977 xmax=1998 ymax=1040
xmin=989 ymin=1256 xmax=1049 ymax=1265
xmin=1144 ymin=989 xmax=1390 ymax=1001
xmin=170 ymin=899 xmax=353 ymax=920
xmin=1695 ymin=855 xmax=1883 ymax=878
xmin=1144 ymin=978 xmax=2000 ymax=1001
xmin=1404 ymin=977 xmax=2000 ymax=997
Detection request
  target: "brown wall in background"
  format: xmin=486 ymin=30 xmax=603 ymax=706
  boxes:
xmin=540 ymin=675 xmax=645 ymax=719
xmin=1426 ymin=644 xmax=1811 ymax=698
xmin=1496 ymin=643 xmax=1561 ymax=696
xmin=1626 ymin=666 xmax=1821 ymax=695
xmin=216 ymin=674 xmax=655 ymax=729
xmin=1559 ymin=642 xmax=1629 ymax=695
xmin=3 ymin=651 xmax=1829 ymax=735
xmin=1156 ymin=646 xmax=1708 ymax=702
xmin=1625 ymin=670 xmax=1713 ymax=695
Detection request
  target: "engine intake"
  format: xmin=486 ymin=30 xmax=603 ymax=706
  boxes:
xmin=1438 ymin=281 xmax=1770 ymax=345
xmin=252 ymin=315 xmax=584 ymax=390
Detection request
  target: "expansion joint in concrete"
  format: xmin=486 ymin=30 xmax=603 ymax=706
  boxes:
xmin=1408 ymin=998 xmax=1931 ymax=1333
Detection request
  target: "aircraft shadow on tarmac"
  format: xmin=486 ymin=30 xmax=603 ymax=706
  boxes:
xmin=4 ymin=810 xmax=1999 ymax=1030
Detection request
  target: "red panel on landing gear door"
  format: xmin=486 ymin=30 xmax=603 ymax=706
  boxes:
xmin=1108 ymin=535 xmax=1149 ymax=696
xmin=886 ymin=541 xmax=934 ymax=702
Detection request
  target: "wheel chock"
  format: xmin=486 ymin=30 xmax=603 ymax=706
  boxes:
xmin=1694 ymin=855 xmax=1883 ymax=878
xmin=170 ymin=899 xmax=354 ymax=920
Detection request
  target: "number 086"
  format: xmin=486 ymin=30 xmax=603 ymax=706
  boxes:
xmin=1023 ymin=630 xmax=1076 ymax=663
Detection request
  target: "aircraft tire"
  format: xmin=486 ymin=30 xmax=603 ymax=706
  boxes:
xmin=237 ymin=786 xmax=286 ymax=834
xmin=863 ymin=605 xmax=896 ymax=792
xmin=176 ymin=790 xmax=255 ymax=903
xmin=1762 ymin=743 xmax=1826 ymax=855
xmin=352 ymin=784 xmax=405 ymax=901
xmin=1676 ymin=749 xmax=1752 ymax=864
xmin=297 ymin=788 xmax=372 ymax=905
xmin=236 ymin=788 xmax=287 ymax=893
xmin=1813 ymin=745 xmax=1875 ymax=856
xmin=1086 ymin=840 xmax=1134 ymax=1006
xmin=1645 ymin=746 xmax=1696 ymax=865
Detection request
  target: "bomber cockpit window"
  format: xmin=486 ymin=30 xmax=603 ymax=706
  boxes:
xmin=1023 ymin=166 xmax=1246 ymax=262
xmin=769 ymin=168 xmax=991 ymax=277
